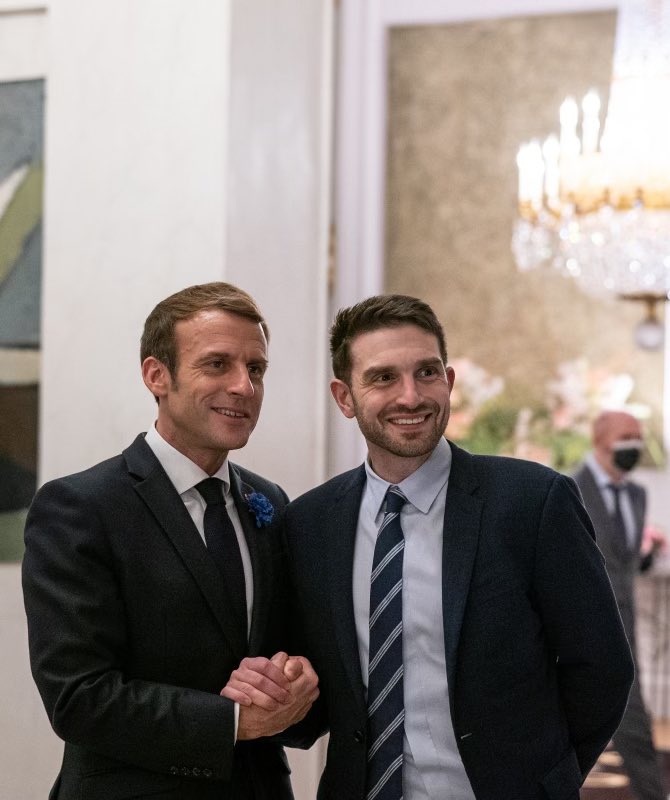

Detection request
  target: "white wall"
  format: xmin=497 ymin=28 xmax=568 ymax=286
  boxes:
xmin=225 ymin=0 xmax=333 ymax=789
xmin=40 ymin=0 xmax=232 ymax=481
xmin=225 ymin=0 xmax=332 ymax=498
xmin=1 ymin=0 xmax=331 ymax=797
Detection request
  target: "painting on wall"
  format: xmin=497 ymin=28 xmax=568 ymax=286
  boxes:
xmin=385 ymin=12 xmax=665 ymax=472
xmin=0 ymin=78 xmax=44 ymax=561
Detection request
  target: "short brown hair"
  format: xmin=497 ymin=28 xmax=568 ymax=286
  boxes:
xmin=330 ymin=294 xmax=447 ymax=382
xmin=140 ymin=282 xmax=269 ymax=378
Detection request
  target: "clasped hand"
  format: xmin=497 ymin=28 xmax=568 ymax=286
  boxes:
xmin=222 ymin=652 xmax=319 ymax=740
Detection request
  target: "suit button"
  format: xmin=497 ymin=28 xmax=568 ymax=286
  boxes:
xmin=169 ymin=766 xmax=179 ymax=775
xmin=192 ymin=767 xmax=201 ymax=777
xmin=203 ymin=768 xmax=213 ymax=779
xmin=354 ymin=729 xmax=365 ymax=743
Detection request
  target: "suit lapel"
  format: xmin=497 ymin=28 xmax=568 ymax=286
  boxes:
xmin=326 ymin=466 xmax=368 ymax=712
xmin=326 ymin=450 xmax=484 ymax=714
xmin=123 ymin=434 xmax=247 ymax=660
xmin=577 ymin=465 xmax=631 ymax=562
xmin=442 ymin=443 xmax=483 ymax=703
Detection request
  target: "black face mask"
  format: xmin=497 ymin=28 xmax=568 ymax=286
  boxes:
xmin=612 ymin=440 xmax=643 ymax=472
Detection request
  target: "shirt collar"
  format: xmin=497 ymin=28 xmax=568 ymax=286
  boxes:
xmin=144 ymin=423 xmax=231 ymax=495
xmin=585 ymin=451 xmax=624 ymax=489
xmin=364 ymin=436 xmax=452 ymax=517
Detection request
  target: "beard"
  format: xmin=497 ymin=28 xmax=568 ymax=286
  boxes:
xmin=352 ymin=398 xmax=450 ymax=460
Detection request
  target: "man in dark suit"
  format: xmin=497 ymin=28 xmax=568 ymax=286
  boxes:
xmin=279 ymin=295 xmax=633 ymax=800
xmin=574 ymin=410 xmax=667 ymax=800
xmin=22 ymin=282 xmax=318 ymax=800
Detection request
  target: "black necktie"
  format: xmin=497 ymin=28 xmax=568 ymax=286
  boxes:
xmin=607 ymin=483 xmax=632 ymax=551
xmin=195 ymin=477 xmax=247 ymax=632
xmin=366 ymin=485 xmax=407 ymax=800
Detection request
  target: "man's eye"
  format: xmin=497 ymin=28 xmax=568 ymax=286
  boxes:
xmin=248 ymin=364 xmax=265 ymax=377
xmin=209 ymin=360 xmax=224 ymax=369
xmin=376 ymin=374 xmax=394 ymax=383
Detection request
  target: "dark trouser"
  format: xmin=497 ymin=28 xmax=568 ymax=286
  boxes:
xmin=612 ymin=670 xmax=666 ymax=800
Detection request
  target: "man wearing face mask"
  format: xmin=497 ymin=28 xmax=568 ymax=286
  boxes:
xmin=574 ymin=410 xmax=667 ymax=800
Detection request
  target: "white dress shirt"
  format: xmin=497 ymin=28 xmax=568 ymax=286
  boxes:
xmin=144 ymin=424 xmax=254 ymax=633
xmin=353 ymin=437 xmax=476 ymax=799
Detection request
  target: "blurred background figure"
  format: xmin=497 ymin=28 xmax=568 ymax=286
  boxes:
xmin=574 ymin=410 xmax=668 ymax=800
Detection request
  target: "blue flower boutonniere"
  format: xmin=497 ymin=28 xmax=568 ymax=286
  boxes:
xmin=245 ymin=491 xmax=274 ymax=528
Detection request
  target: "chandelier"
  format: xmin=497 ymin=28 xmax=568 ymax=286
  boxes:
xmin=512 ymin=0 xmax=670 ymax=350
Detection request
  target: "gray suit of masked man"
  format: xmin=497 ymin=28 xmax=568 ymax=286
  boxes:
xmin=573 ymin=410 xmax=667 ymax=800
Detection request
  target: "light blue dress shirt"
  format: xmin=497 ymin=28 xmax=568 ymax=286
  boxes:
xmin=353 ymin=437 xmax=476 ymax=799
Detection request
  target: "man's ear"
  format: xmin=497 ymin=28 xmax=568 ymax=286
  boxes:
xmin=142 ymin=357 xmax=171 ymax=400
xmin=330 ymin=378 xmax=356 ymax=419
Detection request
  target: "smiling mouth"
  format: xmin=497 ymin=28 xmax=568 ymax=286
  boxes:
xmin=213 ymin=408 xmax=247 ymax=418
xmin=389 ymin=414 xmax=429 ymax=426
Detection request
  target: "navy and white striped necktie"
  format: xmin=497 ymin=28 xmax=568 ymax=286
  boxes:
xmin=366 ymin=485 xmax=407 ymax=800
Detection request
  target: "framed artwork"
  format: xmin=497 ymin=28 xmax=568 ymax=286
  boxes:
xmin=0 ymin=77 xmax=43 ymax=560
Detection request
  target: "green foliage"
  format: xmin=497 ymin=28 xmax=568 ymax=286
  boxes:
xmin=452 ymin=394 xmax=591 ymax=471
xmin=549 ymin=430 xmax=591 ymax=472
xmin=457 ymin=400 xmax=518 ymax=455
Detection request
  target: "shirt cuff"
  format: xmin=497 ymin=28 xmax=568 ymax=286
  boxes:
xmin=234 ymin=701 xmax=239 ymax=742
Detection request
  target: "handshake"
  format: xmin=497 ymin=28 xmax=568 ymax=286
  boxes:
xmin=221 ymin=652 xmax=319 ymax=740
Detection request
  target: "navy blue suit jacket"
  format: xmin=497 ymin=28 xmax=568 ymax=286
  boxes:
xmin=284 ymin=441 xmax=634 ymax=800
xmin=23 ymin=434 xmax=295 ymax=800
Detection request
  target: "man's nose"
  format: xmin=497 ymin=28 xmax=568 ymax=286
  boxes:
xmin=226 ymin=365 xmax=255 ymax=397
xmin=396 ymin=376 xmax=421 ymax=407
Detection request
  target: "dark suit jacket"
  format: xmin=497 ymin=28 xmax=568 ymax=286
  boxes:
xmin=573 ymin=463 xmax=647 ymax=642
xmin=22 ymin=434 xmax=294 ymax=800
xmin=284 ymin=442 xmax=634 ymax=800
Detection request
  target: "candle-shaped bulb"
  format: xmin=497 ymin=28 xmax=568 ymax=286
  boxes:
xmin=581 ymin=89 xmax=601 ymax=154
xmin=542 ymin=134 xmax=560 ymax=160
xmin=581 ymin=89 xmax=600 ymax=118
xmin=560 ymin=96 xmax=580 ymax=157
xmin=560 ymin=97 xmax=578 ymax=132
xmin=517 ymin=142 xmax=541 ymax=204
xmin=526 ymin=139 xmax=545 ymax=209
xmin=542 ymin=135 xmax=561 ymax=204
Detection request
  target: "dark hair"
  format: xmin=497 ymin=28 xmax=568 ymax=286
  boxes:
xmin=140 ymin=282 xmax=269 ymax=378
xmin=330 ymin=294 xmax=447 ymax=382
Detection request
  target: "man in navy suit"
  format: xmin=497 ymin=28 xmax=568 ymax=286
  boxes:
xmin=22 ymin=282 xmax=318 ymax=800
xmin=279 ymin=294 xmax=633 ymax=800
